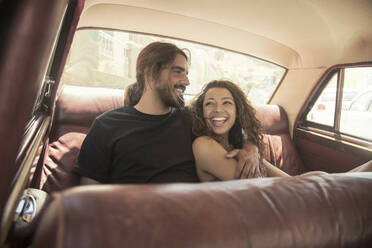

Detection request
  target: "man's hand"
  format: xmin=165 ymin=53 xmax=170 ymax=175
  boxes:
xmin=225 ymin=143 xmax=261 ymax=179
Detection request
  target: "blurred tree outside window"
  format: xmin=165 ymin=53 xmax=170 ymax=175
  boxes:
xmin=61 ymin=30 xmax=286 ymax=104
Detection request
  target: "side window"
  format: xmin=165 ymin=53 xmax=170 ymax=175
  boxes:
xmin=348 ymin=92 xmax=370 ymax=111
xmin=305 ymin=66 xmax=372 ymax=141
xmin=306 ymin=73 xmax=337 ymax=126
xmin=340 ymin=67 xmax=372 ymax=140
xmin=368 ymin=101 xmax=372 ymax=112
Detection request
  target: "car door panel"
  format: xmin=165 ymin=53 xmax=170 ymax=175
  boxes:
xmin=294 ymin=65 xmax=372 ymax=173
xmin=295 ymin=128 xmax=371 ymax=173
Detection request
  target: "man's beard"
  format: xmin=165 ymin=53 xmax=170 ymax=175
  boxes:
xmin=156 ymin=82 xmax=185 ymax=108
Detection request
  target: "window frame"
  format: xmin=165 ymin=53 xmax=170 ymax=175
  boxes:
xmin=298 ymin=62 xmax=372 ymax=143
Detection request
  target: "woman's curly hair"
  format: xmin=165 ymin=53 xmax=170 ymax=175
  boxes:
xmin=190 ymin=80 xmax=264 ymax=158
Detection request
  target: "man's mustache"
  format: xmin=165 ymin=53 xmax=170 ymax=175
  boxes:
xmin=174 ymin=85 xmax=186 ymax=92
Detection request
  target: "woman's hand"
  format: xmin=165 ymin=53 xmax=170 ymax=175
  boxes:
xmin=225 ymin=143 xmax=261 ymax=178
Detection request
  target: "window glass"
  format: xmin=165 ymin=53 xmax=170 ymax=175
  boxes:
xmin=368 ymin=101 xmax=372 ymax=112
xmin=306 ymin=73 xmax=337 ymax=126
xmin=349 ymin=92 xmax=370 ymax=111
xmin=340 ymin=67 xmax=372 ymax=140
xmin=61 ymin=30 xmax=286 ymax=104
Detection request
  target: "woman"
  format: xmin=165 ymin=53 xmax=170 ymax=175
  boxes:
xmin=190 ymin=80 xmax=290 ymax=181
xmin=124 ymin=80 xmax=371 ymax=181
xmin=190 ymin=80 xmax=372 ymax=182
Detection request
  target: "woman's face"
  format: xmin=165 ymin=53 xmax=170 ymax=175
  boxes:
xmin=203 ymin=87 xmax=236 ymax=136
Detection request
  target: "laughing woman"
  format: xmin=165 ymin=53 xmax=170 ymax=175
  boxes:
xmin=190 ymin=80 xmax=372 ymax=182
xmin=190 ymin=80 xmax=292 ymax=181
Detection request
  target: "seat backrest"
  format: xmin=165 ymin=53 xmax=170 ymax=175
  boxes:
xmin=37 ymin=85 xmax=124 ymax=192
xmin=32 ymin=172 xmax=372 ymax=248
xmin=37 ymin=86 xmax=305 ymax=193
xmin=254 ymin=104 xmax=307 ymax=175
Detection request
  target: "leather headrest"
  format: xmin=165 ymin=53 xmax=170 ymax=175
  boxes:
xmin=55 ymin=86 xmax=287 ymax=134
xmin=254 ymin=104 xmax=289 ymax=134
xmin=55 ymin=85 xmax=124 ymax=127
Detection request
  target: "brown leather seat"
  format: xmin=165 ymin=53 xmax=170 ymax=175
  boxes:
xmin=36 ymin=86 xmax=306 ymax=193
xmin=32 ymin=172 xmax=372 ymax=248
xmin=255 ymin=104 xmax=307 ymax=175
xmin=37 ymin=85 xmax=124 ymax=192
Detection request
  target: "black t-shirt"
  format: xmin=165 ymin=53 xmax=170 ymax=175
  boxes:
xmin=73 ymin=106 xmax=199 ymax=183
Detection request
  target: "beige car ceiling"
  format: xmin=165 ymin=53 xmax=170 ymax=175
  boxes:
xmin=79 ymin=0 xmax=372 ymax=69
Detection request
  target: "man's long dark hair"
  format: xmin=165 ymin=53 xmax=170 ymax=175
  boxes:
xmin=126 ymin=42 xmax=188 ymax=106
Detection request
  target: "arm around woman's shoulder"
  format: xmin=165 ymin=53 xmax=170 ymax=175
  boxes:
xmin=192 ymin=136 xmax=237 ymax=181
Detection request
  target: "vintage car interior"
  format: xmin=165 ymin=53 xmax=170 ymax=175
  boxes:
xmin=0 ymin=0 xmax=371 ymax=247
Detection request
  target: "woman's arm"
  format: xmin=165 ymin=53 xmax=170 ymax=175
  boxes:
xmin=192 ymin=136 xmax=237 ymax=181
xmin=262 ymin=159 xmax=290 ymax=177
xmin=192 ymin=136 xmax=290 ymax=181
xmin=348 ymin=160 xmax=372 ymax=172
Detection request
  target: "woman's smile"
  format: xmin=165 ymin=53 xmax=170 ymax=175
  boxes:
xmin=203 ymin=87 xmax=236 ymax=136
xmin=211 ymin=116 xmax=228 ymax=127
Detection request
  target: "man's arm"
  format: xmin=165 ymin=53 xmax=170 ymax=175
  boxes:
xmin=225 ymin=142 xmax=262 ymax=179
xmin=73 ymin=119 xmax=111 ymax=184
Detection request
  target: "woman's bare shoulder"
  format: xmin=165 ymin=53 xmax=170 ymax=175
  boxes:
xmin=193 ymin=136 xmax=222 ymax=148
xmin=193 ymin=136 xmax=214 ymax=145
xmin=193 ymin=136 xmax=226 ymax=156
xmin=192 ymin=136 xmax=236 ymax=181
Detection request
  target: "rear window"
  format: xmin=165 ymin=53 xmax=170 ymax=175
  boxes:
xmin=61 ymin=29 xmax=286 ymax=104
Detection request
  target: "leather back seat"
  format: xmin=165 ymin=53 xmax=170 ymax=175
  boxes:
xmin=37 ymin=85 xmax=124 ymax=192
xmin=36 ymin=85 xmax=307 ymax=192
xmin=255 ymin=104 xmax=307 ymax=175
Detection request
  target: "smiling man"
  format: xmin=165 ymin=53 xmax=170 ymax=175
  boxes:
xmin=75 ymin=42 xmax=261 ymax=184
xmin=134 ymin=46 xmax=190 ymax=114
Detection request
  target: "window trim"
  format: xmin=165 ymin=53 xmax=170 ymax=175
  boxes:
xmin=296 ymin=62 xmax=372 ymax=142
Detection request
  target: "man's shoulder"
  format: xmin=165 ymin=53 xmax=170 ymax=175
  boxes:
xmin=95 ymin=107 xmax=191 ymax=125
xmin=91 ymin=107 xmax=141 ymax=130
xmin=97 ymin=106 xmax=135 ymax=121
xmin=180 ymin=106 xmax=191 ymax=114
xmin=174 ymin=107 xmax=192 ymax=118
xmin=168 ymin=107 xmax=192 ymax=128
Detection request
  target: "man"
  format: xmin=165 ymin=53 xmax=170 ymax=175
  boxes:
xmin=74 ymin=42 xmax=261 ymax=184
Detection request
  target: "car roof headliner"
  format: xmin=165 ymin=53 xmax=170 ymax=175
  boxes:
xmin=78 ymin=0 xmax=372 ymax=69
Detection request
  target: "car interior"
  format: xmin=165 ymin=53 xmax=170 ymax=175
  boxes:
xmin=0 ymin=0 xmax=371 ymax=247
